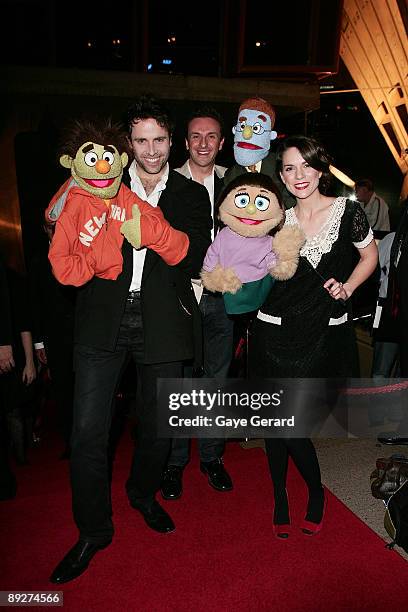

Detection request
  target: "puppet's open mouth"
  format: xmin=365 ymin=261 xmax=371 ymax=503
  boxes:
xmin=236 ymin=142 xmax=262 ymax=149
xmin=84 ymin=178 xmax=116 ymax=188
xmin=237 ymin=217 xmax=263 ymax=225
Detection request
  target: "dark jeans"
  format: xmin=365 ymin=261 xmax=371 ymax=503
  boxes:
xmin=167 ymin=293 xmax=234 ymax=467
xmin=70 ymin=295 xmax=182 ymax=544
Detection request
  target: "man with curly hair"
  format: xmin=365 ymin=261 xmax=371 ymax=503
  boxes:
xmin=47 ymin=112 xmax=211 ymax=584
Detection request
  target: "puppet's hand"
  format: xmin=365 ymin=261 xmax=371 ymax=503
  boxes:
xmin=137 ymin=204 xmax=189 ymax=266
xmin=122 ymin=200 xmax=189 ymax=265
xmin=269 ymin=225 xmax=305 ymax=280
xmin=120 ymin=204 xmax=142 ymax=250
xmin=201 ymin=264 xmax=242 ymax=294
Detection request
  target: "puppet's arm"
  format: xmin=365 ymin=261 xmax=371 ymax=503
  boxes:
xmin=48 ymin=211 xmax=123 ymax=286
xmin=49 ymin=215 xmax=97 ymax=286
xmin=200 ymin=234 xmax=242 ymax=294
xmin=121 ymin=203 xmax=189 ymax=266
xmin=269 ymin=225 xmax=305 ymax=280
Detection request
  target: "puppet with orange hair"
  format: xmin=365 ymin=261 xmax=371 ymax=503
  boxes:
xmin=224 ymin=96 xmax=294 ymax=208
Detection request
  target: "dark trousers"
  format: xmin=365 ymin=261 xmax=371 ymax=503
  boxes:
xmin=167 ymin=293 xmax=234 ymax=467
xmin=1 ymin=368 xmax=38 ymax=464
xmin=372 ymin=341 xmax=399 ymax=378
xmin=396 ymin=321 xmax=408 ymax=434
xmin=0 ymin=404 xmax=16 ymax=500
xmin=370 ymin=341 xmax=401 ymax=424
xmin=46 ymin=339 xmax=74 ymax=447
xmin=70 ymin=296 xmax=182 ymax=543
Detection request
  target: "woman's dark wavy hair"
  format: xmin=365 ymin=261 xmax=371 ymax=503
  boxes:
xmin=214 ymin=173 xmax=285 ymax=236
xmin=276 ymin=135 xmax=333 ymax=194
xmin=59 ymin=119 xmax=127 ymax=159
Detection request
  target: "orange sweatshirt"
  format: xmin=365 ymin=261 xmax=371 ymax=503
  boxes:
xmin=46 ymin=180 xmax=189 ymax=287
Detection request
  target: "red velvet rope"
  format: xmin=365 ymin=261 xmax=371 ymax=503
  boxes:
xmin=342 ymin=381 xmax=408 ymax=395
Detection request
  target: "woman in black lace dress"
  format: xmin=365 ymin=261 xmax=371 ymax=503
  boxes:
xmin=250 ymin=136 xmax=378 ymax=537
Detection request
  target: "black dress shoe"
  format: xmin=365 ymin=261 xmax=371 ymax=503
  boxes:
xmin=49 ymin=539 xmax=110 ymax=584
xmin=130 ymin=499 xmax=175 ymax=533
xmin=160 ymin=465 xmax=183 ymax=500
xmin=200 ymin=459 xmax=233 ymax=491
xmin=377 ymin=431 xmax=408 ymax=445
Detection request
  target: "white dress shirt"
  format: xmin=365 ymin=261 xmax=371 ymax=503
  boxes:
xmin=128 ymin=160 xmax=169 ymax=291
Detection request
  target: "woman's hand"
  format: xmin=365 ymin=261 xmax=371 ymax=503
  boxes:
xmin=323 ymin=278 xmax=352 ymax=301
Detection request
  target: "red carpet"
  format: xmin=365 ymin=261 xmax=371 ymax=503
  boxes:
xmin=2 ymin=428 xmax=408 ymax=611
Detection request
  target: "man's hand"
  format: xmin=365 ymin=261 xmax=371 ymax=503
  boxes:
xmin=0 ymin=345 xmax=15 ymax=373
xmin=120 ymin=204 xmax=141 ymax=249
xmin=22 ymin=359 xmax=37 ymax=385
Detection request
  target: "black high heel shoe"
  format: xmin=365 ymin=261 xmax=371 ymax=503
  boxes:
xmin=301 ymin=488 xmax=326 ymax=535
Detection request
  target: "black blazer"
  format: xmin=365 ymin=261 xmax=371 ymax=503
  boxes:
xmin=28 ymin=246 xmax=76 ymax=348
xmin=74 ymin=170 xmax=212 ymax=365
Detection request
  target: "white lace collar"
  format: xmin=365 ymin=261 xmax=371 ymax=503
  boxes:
xmin=285 ymin=197 xmax=347 ymax=268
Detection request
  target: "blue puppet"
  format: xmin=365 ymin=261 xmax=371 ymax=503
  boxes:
xmin=223 ymin=97 xmax=295 ymax=208
xmin=233 ymin=97 xmax=277 ymax=168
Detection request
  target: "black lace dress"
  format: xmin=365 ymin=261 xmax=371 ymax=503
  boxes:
xmin=250 ymin=198 xmax=373 ymax=378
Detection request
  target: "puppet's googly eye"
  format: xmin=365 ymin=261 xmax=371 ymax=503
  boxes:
xmin=252 ymin=122 xmax=265 ymax=135
xmin=236 ymin=120 xmax=246 ymax=131
xmin=255 ymin=195 xmax=270 ymax=211
xmin=84 ymin=151 xmax=98 ymax=166
xmin=234 ymin=193 xmax=250 ymax=208
xmin=103 ymin=151 xmax=114 ymax=164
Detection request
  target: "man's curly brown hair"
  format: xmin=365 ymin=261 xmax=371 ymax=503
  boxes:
xmin=59 ymin=119 xmax=128 ymax=158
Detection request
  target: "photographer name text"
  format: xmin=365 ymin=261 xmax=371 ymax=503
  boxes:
xmin=168 ymin=415 xmax=295 ymax=428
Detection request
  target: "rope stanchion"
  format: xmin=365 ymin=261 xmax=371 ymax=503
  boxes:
xmin=342 ymin=381 xmax=408 ymax=396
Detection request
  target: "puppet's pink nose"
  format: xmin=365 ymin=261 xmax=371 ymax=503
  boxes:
xmin=95 ymin=159 xmax=111 ymax=174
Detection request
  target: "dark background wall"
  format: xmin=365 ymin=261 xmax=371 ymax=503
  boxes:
xmin=1 ymin=0 xmax=405 ymax=272
xmin=7 ymin=87 xmax=404 ymax=271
